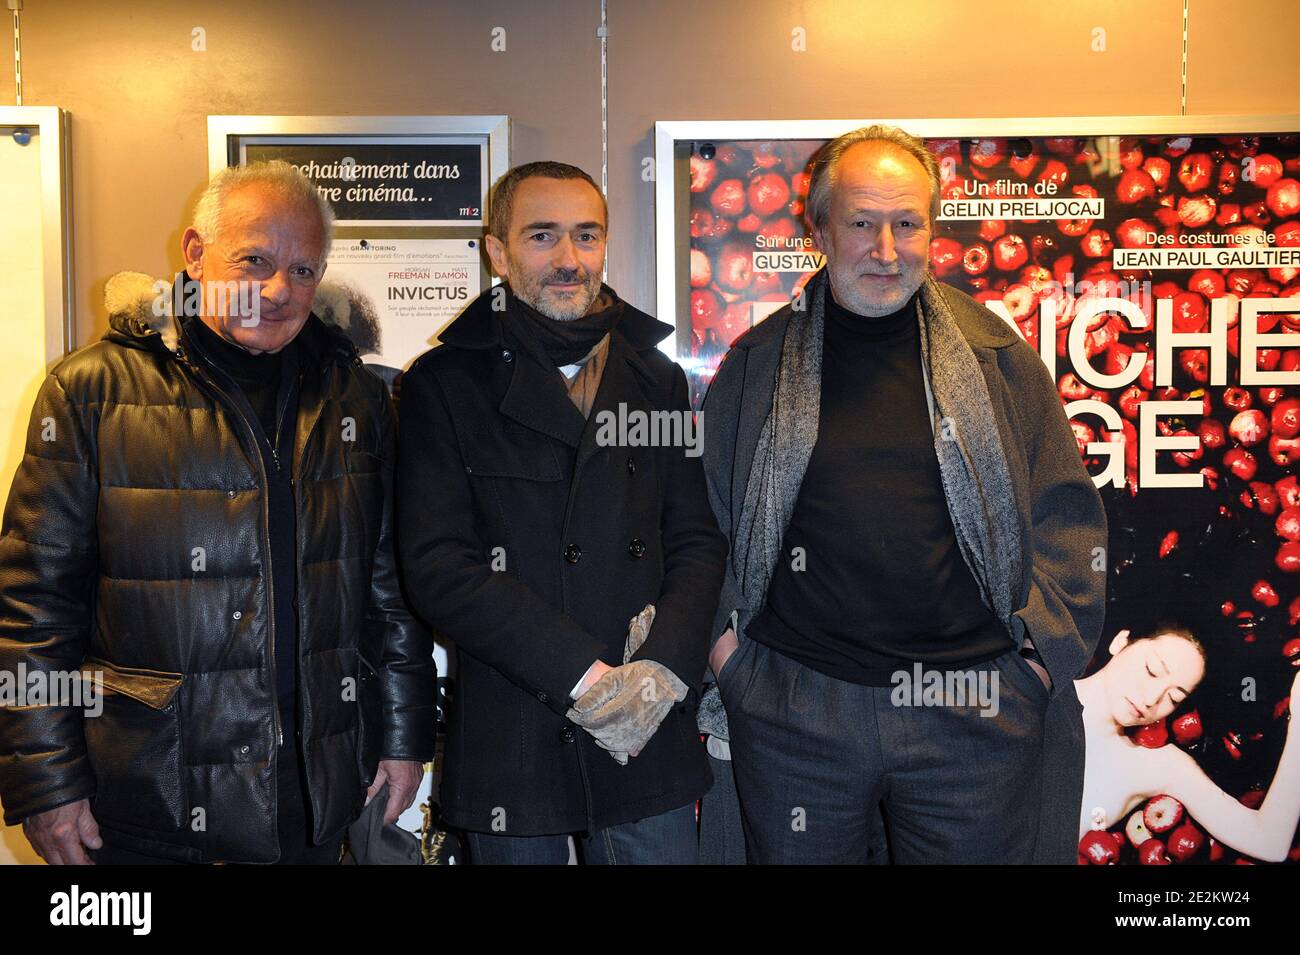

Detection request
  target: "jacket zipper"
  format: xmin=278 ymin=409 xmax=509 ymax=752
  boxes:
xmin=270 ymin=384 xmax=293 ymax=475
xmin=181 ymin=343 xmax=285 ymax=750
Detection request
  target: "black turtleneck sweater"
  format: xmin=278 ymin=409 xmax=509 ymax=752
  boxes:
xmin=186 ymin=316 xmax=303 ymax=740
xmin=746 ymin=287 xmax=1014 ymax=685
xmin=189 ymin=316 xmax=285 ymax=438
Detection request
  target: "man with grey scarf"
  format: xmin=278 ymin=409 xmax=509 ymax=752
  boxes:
xmin=698 ymin=125 xmax=1107 ymax=864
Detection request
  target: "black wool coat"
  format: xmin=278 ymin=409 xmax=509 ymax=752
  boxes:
xmin=397 ymin=288 xmax=727 ymax=836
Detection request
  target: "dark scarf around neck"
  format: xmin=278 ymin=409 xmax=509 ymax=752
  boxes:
xmin=506 ymin=285 xmax=624 ymax=366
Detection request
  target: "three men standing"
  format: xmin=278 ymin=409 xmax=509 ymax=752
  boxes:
xmin=701 ymin=126 xmax=1108 ymax=863
xmin=0 ymin=133 xmax=1105 ymax=866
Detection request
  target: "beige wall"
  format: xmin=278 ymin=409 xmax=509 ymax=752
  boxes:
xmin=0 ymin=0 xmax=1295 ymax=346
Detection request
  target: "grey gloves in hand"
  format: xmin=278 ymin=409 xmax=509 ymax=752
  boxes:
xmin=566 ymin=659 xmax=688 ymax=765
xmin=623 ymin=603 xmax=655 ymax=663
xmin=565 ymin=604 xmax=686 ymax=765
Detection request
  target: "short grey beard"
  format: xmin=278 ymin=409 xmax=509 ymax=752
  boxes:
xmin=518 ymin=279 xmax=600 ymax=322
xmin=828 ymin=265 xmax=927 ymax=318
xmin=534 ymin=299 xmax=589 ymax=322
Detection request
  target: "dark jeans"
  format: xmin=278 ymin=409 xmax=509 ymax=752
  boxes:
xmin=463 ymin=801 xmax=698 ymax=865
xmin=719 ymin=635 xmax=1047 ymax=864
xmin=92 ymin=737 xmax=343 ymax=865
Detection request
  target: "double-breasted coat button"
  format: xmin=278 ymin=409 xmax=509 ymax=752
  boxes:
xmin=239 ymin=744 xmax=250 ymax=755
xmin=560 ymin=726 xmax=576 ymax=743
xmin=232 ymin=610 xmax=243 ymax=620
xmin=564 ymin=543 xmax=582 ymax=564
xmin=537 ymin=691 xmax=549 ymax=704
xmin=502 ymin=349 xmax=514 ymax=363
xmin=627 ymin=456 xmax=636 ymax=475
xmin=628 ymin=538 xmax=647 ymax=559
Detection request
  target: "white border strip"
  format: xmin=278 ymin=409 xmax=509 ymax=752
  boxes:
xmin=0 ymin=105 xmax=72 ymax=364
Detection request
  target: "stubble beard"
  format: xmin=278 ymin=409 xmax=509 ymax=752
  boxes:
xmin=512 ymin=262 xmax=602 ymax=322
xmin=828 ymin=259 xmax=928 ymax=318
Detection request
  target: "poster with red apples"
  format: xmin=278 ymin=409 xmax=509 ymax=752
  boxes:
xmin=678 ymin=126 xmax=1300 ymax=865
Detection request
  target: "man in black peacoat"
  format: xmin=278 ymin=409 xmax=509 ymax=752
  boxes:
xmin=397 ymin=162 xmax=726 ymax=864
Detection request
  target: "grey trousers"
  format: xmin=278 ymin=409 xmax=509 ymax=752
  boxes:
xmin=719 ymin=635 xmax=1049 ymax=864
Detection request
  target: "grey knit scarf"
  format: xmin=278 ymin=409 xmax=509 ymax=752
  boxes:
xmin=733 ymin=266 xmax=1023 ymax=653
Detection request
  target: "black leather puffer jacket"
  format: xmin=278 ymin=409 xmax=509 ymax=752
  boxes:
xmin=0 ymin=273 xmax=436 ymax=863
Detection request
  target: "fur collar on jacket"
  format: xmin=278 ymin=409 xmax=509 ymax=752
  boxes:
xmin=103 ymin=270 xmax=361 ymax=366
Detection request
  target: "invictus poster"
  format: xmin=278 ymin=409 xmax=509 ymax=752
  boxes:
xmin=314 ymin=237 xmax=483 ymax=382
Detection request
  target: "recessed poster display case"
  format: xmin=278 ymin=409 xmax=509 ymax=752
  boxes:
xmin=209 ymin=115 xmax=509 ymax=382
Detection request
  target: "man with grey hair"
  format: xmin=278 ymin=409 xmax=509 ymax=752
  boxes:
xmin=0 ymin=160 xmax=435 ymax=863
xmin=700 ymin=125 xmax=1107 ymax=863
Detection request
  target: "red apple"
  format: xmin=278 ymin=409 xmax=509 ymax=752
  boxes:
xmin=1269 ymin=434 xmax=1300 ymax=466
xmin=1229 ymin=409 xmax=1269 ymax=446
xmin=1252 ymin=579 xmax=1280 ymax=607
xmin=1278 ymin=475 xmax=1300 ymax=508
xmin=1283 ymin=637 xmax=1300 ymax=664
xmin=1078 ymin=829 xmax=1121 ymax=865
xmin=747 ymin=172 xmax=790 ymax=218
xmin=1135 ymin=719 xmax=1170 ymax=748
xmin=1116 ymin=168 xmax=1157 ymax=204
xmin=689 ymin=248 xmax=712 ymax=288
xmin=1267 ymin=178 xmax=1300 ymax=218
xmin=1168 ymin=822 xmax=1204 ymax=862
xmin=709 ymin=179 xmax=746 ymax=217
xmin=1144 ymin=156 xmax=1172 ymax=190
xmin=1277 ymin=507 xmax=1300 ymax=542
xmin=1158 ymin=530 xmax=1180 ymax=559
xmin=1171 ymin=710 xmax=1203 ymax=745
xmin=714 ymin=244 xmax=754 ymax=293
xmin=1139 ymin=838 xmax=1172 ymax=865
xmin=1272 ymin=398 xmax=1300 ymax=439
xmin=1178 ymin=153 xmax=1213 ymax=192
xmin=689 ymin=154 xmax=718 ymax=193
xmin=929 ymin=237 xmax=964 ymax=278
xmin=1244 ymin=480 xmax=1280 ymax=515
xmin=689 ymin=289 xmax=721 ymax=328
xmin=1224 ymin=448 xmax=1258 ymax=481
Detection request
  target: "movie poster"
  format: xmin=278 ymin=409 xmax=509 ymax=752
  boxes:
xmin=314 ymin=237 xmax=483 ymax=386
xmin=681 ymin=130 xmax=1300 ymax=865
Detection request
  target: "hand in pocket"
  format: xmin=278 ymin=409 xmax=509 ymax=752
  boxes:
xmin=710 ymin=628 xmax=740 ymax=681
